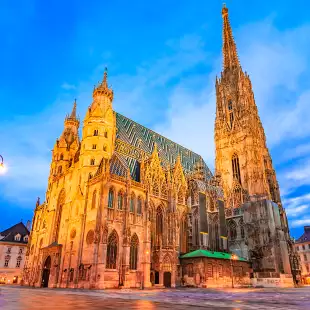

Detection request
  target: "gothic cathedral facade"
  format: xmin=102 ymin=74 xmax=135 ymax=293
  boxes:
xmin=22 ymin=5 xmax=295 ymax=289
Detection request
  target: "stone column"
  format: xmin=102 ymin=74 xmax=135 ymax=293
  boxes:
xmin=171 ymin=267 xmax=176 ymax=288
xmin=96 ymin=242 xmax=107 ymax=289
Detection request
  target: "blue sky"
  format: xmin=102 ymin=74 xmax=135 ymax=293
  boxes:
xmin=0 ymin=0 xmax=310 ymax=238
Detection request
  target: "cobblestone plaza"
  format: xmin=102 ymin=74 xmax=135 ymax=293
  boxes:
xmin=1 ymin=286 xmax=310 ymax=309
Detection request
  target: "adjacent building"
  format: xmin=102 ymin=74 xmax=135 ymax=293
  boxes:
xmin=23 ymin=5 xmax=295 ymax=289
xmin=0 ymin=222 xmax=30 ymax=284
xmin=294 ymin=226 xmax=310 ymax=284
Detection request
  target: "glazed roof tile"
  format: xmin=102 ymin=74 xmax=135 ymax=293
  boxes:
xmin=114 ymin=112 xmax=212 ymax=181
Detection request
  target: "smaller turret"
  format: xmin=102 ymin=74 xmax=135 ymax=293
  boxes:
xmin=48 ymin=100 xmax=80 ymax=181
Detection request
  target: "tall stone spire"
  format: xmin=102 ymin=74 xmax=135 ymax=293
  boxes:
xmin=70 ymin=99 xmax=77 ymax=119
xmin=222 ymin=4 xmax=239 ymax=70
xmin=215 ymin=5 xmax=282 ymax=207
xmin=65 ymin=99 xmax=79 ymax=128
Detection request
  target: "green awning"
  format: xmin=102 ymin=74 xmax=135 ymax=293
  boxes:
xmin=180 ymin=249 xmax=247 ymax=261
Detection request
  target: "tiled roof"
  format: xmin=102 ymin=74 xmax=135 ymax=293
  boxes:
xmin=114 ymin=112 xmax=212 ymax=181
xmin=180 ymin=249 xmax=247 ymax=261
xmin=0 ymin=222 xmax=30 ymax=244
xmin=296 ymin=226 xmax=310 ymax=243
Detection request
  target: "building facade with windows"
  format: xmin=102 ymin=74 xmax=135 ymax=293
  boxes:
xmin=23 ymin=5 xmax=294 ymax=289
xmin=0 ymin=222 xmax=30 ymax=284
xmin=294 ymin=226 xmax=310 ymax=284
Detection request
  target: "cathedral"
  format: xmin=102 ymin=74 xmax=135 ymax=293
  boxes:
xmin=22 ymin=5 xmax=297 ymax=289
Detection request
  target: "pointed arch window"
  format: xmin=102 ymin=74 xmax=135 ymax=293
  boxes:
xmin=137 ymin=197 xmax=142 ymax=215
xmin=240 ymin=218 xmax=245 ymax=239
xmin=232 ymin=154 xmax=241 ymax=184
xmin=228 ymin=220 xmax=237 ymax=241
xmin=117 ymin=192 xmax=123 ymax=210
xmin=108 ymin=188 xmax=114 ymax=209
xmin=90 ymin=158 xmax=95 ymax=166
xmin=156 ymin=207 xmax=163 ymax=235
xmin=93 ymin=129 xmax=98 ymax=136
xmin=228 ymin=100 xmax=234 ymax=127
xmin=58 ymin=166 xmax=62 ymax=174
xmin=60 ymin=154 xmax=64 ymax=160
xmin=129 ymin=234 xmax=139 ymax=270
xmin=106 ymin=231 xmax=118 ymax=269
xmin=91 ymin=190 xmax=97 ymax=209
xmin=156 ymin=207 xmax=164 ymax=245
xmin=130 ymin=193 xmax=135 ymax=213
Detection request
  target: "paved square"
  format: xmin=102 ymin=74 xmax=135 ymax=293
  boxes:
xmin=1 ymin=286 xmax=310 ymax=309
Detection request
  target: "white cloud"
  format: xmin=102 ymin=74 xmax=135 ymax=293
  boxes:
xmin=61 ymin=82 xmax=76 ymax=90
xmin=291 ymin=218 xmax=310 ymax=228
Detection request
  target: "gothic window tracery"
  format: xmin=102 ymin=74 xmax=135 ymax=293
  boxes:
xmin=108 ymin=188 xmax=114 ymax=209
xmin=156 ymin=206 xmax=164 ymax=245
xmin=228 ymin=100 xmax=234 ymax=127
xmin=53 ymin=189 xmax=65 ymax=243
xmin=91 ymin=190 xmax=97 ymax=209
xmin=117 ymin=191 xmax=124 ymax=210
xmin=162 ymin=255 xmax=172 ymax=271
xmin=228 ymin=220 xmax=237 ymax=241
xmin=232 ymin=153 xmax=241 ymax=184
xmin=106 ymin=230 xmax=118 ymax=269
xmin=130 ymin=193 xmax=135 ymax=213
xmin=129 ymin=234 xmax=139 ymax=270
xmin=137 ymin=197 xmax=142 ymax=215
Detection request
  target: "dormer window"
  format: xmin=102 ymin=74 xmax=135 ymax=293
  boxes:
xmin=93 ymin=130 xmax=99 ymax=136
xmin=228 ymin=100 xmax=234 ymax=127
xmin=24 ymin=235 xmax=29 ymax=242
xmin=15 ymin=234 xmax=21 ymax=242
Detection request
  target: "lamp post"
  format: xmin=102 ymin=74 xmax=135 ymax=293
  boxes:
xmin=0 ymin=155 xmax=4 ymax=173
xmin=230 ymin=254 xmax=238 ymax=288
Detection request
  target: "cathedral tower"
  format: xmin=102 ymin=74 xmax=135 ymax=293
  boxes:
xmin=214 ymin=5 xmax=281 ymax=208
xmin=80 ymin=68 xmax=116 ymax=181
xmin=48 ymin=101 xmax=80 ymax=183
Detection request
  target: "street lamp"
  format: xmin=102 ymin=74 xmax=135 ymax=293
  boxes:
xmin=230 ymin=253 xmax=238 ymax=288
xmin=0 ymin=155 xmax=5 ymax=174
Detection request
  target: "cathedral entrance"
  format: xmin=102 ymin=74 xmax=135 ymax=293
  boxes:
xmin=41 ymin=256 xmax=51 ymax=288
xmin=155 ymin=271 xmax=159 ymax=284
xmin=164 ymin=272 xmax=171 ymax=287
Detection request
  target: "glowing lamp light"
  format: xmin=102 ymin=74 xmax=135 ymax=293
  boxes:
xmin=146 ymin=250 xmax=149 ymax=255
xmin=231 ymin=254 xmax=238 ymax=260
xmin=0 ymin=155 xmax=5 ymax=175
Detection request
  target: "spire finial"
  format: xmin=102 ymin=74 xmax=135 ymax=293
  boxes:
xmin=222 ymin=4 xmax=239 ymax=70
xmin=70 ymin=99 xmax=77 ymax=119
xmin=103 ymin=67 xmax=108 ymax=88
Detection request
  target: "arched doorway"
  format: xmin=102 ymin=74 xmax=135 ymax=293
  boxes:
xmin=164 ymin=272 xmax=171 ymax=287
xmin=41 ymin=256 xmax=51 ymax=288
xmin=155 ymin=271 xmax=159 ymax=284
